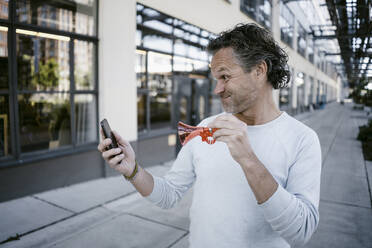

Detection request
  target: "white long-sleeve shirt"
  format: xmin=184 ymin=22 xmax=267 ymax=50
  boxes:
xmin=146 ymin=112 xmax=322 ymax=248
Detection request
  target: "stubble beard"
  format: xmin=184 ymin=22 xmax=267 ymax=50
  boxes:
xmin=221 ymin=94 xmax=255 ymax=114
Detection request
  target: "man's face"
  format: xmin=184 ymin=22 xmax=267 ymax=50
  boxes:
xmin=210 ymin=47 xmax=265 ymax=114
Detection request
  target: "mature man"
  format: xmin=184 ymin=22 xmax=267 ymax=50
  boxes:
xmin=98 ymin=23 xmax=321 ymax=247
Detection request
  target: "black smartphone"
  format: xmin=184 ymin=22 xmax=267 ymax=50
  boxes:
xmin=100 ymin=118 xmax=120 ymax=150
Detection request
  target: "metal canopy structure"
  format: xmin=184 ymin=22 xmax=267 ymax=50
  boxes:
xmin=313 ymin=0 xmax=372 ymax=87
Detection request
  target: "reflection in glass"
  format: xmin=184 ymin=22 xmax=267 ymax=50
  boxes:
xmin=143 ymin=20 xmax=172 ymax=34
xmin=280 ymin=3 xmax=294 ymax=47
xmin=296 ymin=72 xmax=305 ymax=108
xmin=137 ymin=94 xmax=147 ymax=131
xmin=0 ymin=1 xmax=8 ymax=19
xmin=75 ymin=94 xmax=97 ymax=144
xmin=0 ymin=27 xmax=8 ymax=89
xmin=136 ymin=50 xmax=146 ymax=88
xmin=150 ymin=92 xmax=171 ymax=129
xmin=0 ymin=95 xmax=11 ymax=157
xmin=148 ymin=52 xmax=172 ymax=92
xmin=257 ymin=0 xmax=271 ymax=28
xmin=74 ymin=40 xmax=95 ymax=90
xmin=199 ymin=96 xmax=205 ymax=120
xmin=143 ymin=32 xmax=172 ymax=53
xmin=16 ymin=0 xmax=97 ymax=36
xmin=173 ymin=56 xmax=193 ymax=72
xmin=308 ymin=38 xmax=314 ymax=63
xmin=18 ymin=93 xmax=71 ymax=153
xmin=136 ymin=30 xmax=142 ymax=46
xmin=297 ymin=24 xmax=307 ymax=57
xmin=17 ymin=33 xmax=70 ymax=91
xmin=279 ymin=87 xmax=290 ymax=107
xmin=180 ymin=97 xmax=188 ymax=123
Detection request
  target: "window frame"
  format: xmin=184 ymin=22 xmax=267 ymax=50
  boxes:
xmin=0 ymin=0 xmax=99 ymax=168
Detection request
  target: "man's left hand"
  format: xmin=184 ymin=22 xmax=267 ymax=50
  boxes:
xmin=207 ymin=114 xmax=256 ymax=165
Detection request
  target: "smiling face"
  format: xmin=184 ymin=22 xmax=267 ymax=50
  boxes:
xmin=210 ymin=47 xmax=267 ymax=114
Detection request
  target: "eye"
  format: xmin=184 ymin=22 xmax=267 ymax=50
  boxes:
xmin=221 ymin=75 xmax=229 ymax=81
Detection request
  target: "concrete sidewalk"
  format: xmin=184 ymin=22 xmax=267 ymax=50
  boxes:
xmin=1 ymin=102 xmax=372 ymax=248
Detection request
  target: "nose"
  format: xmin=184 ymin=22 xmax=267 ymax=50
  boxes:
xmin=213 ymin=80 xmax=225 ymax=95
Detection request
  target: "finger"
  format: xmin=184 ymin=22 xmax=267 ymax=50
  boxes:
xmin=102 ymin=147 xmax=122 ymax=160
xmin=97 ymin=138 xmax=112 ymax=152
xmin=207 ymin=119 xmax=235 ymax=129
xmin=112 ymin=130 xmax=131 ymax=147
xmin=108 ymin=153 xmax=125 ymax=167
xmin=214 ymin=135 xmax=230 ymax=144
xmin=100 ymin=128 xmax=107 ymax=140
xmin=213 ymin=128 xmax=239 ymax=139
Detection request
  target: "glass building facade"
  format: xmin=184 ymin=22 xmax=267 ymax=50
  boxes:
xmin=240 ymin=0 xmax=272 ymax=29
xmin=136 ymin=4 xmax=219 ymax=134
xmin=0 ymin=0 xmax=98 ymax=163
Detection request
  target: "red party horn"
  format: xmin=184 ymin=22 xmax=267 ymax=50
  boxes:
xmin=178 ymin=121 xmax=219 ymax=146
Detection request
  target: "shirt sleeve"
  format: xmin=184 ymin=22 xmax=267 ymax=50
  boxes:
xmin=258 ymin=129 xmax=322 ymax=247
xmin=145 ymin=138 xmax=196 ymax=209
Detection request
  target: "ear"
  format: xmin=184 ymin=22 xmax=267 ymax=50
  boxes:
xmin=255 ymin=60 xmax=268 ymax=79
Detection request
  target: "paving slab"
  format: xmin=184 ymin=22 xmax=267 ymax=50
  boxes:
xmin=0 ymin=196 xmax=73 ymax=243
xmin=32 ymin=163 xmax=173 ymax=214
xmin=365 ymin=161 xmax=372 ymax=206
xmin=320 ymin=169 xmax=371 ymax=208
xmin=1 ymin=206 xmax=115 ymax=248
xmin=50 ymin=213 xmax=186 ymax=248
xmin=304 ymin=201 xmax=372 ymax=248
xmin=34 ymin=175 xmax=136 ymax=213
xmin=169 ymin=234 xmax=190 ymax=248
xmin=105 ymin=188 xmax=193 ymax=231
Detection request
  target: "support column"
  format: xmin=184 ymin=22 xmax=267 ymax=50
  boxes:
xmin=271 ymin=0 xmax=280 ymax=108
xmin=99 ymin=0 xmax=137 ymax=142
xmin=304 ymin=74 xmax=310 ymax=107
xmin=291 ymin=67 xmax=297 ymax=113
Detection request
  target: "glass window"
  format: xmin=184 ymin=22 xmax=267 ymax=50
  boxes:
xmin=173 ymin=56 xmax=193 ymax=72
xmin=142 ymin=31 xmax=172 ymax=53
xmin=15 ymin=0 xmax=97 ymax=36
xmin=257 ymin=0 xmax=272 ymax=28
xmin=74 ymin=40 xmax=95 ymax=90
xmin=136 ymin=30 xmax=142 ymax=47
xmin=297 ymin=23 xmax=307 ymax=57
xmin=296 ymin=72 xmax=305 ymax=108
xmin=0 ymin=26 xmax=8 ymax=90
xmin=280 ymin=3 xmax=294 ymax=47
xmin=0 ymin=1 xmax=8 ymax=19
xmin=143 ymin=20 xmax=173 ymax=34
xmin=18 ymin=93 xmax=71 ymax=153
xmin=136 ymin=3 xmax=213 ymax=133
xmin=0 ymin=95 xmax=11 ymax=157
xmin=75 ymin=94 xmax=96 ymax=144
xmin=150 ymin=92 xmax=171 ymax=129
xmin=147 ymin=52 xmax=172 ymax=92
xmin=241 ymin=0 xmax=272 ymax=28
xmin=17 ymin=32 xmax=70 ymax=91
xmin=308 ymin=37 xmax=314 ymax=63
xmin=136 ymin=50 xmax=147 ymax=89
xmin=279 ymin=87 xmax=290 ymax=107
xmin=240 ymin=0 xmax=256 ymax=20
xmin=137 ymin=94 xmax=147 ymax=132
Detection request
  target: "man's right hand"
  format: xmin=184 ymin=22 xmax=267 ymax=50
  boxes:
xmin=97 ymin=129 xmax=136 ymax=177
